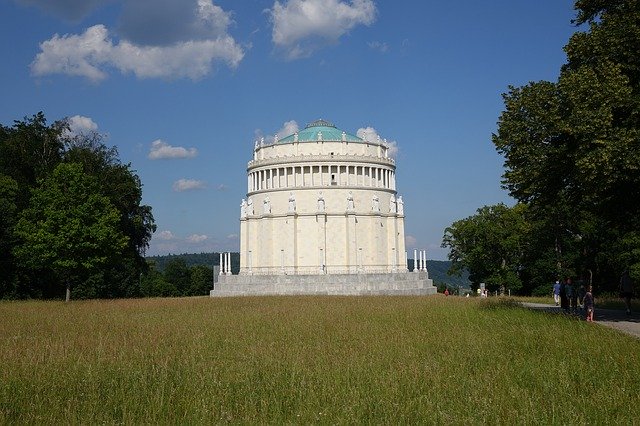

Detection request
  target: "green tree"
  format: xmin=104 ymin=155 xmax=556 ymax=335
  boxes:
xmin=163 ymin=258 xmax=192 ymax=296
xmin=63 ymin=129 xmax=156 ymax=297
xmin=189 ymin=265 xmax=213 ymax=296
xmin=492 ymin=0 xmax=640 ymax=290
xmin=442 ymin=204 xmax=528 ymax=293
xmin=0 ymin=175 xmax=19 ymax=297
xmin=13 ymin=163 xmax=128 ymax=301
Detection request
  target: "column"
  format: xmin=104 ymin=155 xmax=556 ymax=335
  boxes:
xmin=219 ymin=252 xmax=223 ymax=275
xmin=414 ymin=249 xmax=418 ymax=272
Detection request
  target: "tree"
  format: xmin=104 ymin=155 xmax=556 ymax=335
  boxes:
xmin=492 ymin=0 xmax=640 ymax=290
xmin=189 ymin=265 xmax=213 ymax=296
xmin=163 ymin=258 xmax=192 ymax=296
xmin=0 ymin=175 xmax=19 ymax=297
xmin=62 ymin=130 xmax=156 ymax=297
xmin=13 ymin=163 xmax=128 ymax=301
xmin=442 ymin=204 xmax=528 ymax=293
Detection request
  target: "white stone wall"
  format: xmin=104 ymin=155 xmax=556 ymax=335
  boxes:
xmin=240 ymin=136 xmax=407 ymax=275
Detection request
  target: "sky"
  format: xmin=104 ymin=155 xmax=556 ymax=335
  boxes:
xmin=0 ymin=0 xmax=579 ymax=260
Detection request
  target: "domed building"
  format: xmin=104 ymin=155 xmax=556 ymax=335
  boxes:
xmin=212 ymin=120 xmax=435 ymax=296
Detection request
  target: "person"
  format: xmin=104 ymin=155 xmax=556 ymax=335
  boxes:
xmin=583 ymin=285 xmax=594 ymax=322
xmin=560 ymin=278 xmax=569 ymax=312
xmin=553 ymin=279 xmax=561 ymax=306
xmin=566 ymin=277 xmax=576 ymax=312
xmin=620 ymin=269 xmax=634 ymax=315
xmin=577 ymin=283 xmax=586 ymax=311
xmin=444 ymin=288 xmax=449 ymax=296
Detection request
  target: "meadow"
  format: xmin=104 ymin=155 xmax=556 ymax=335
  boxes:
xmin=1 ymin=296 xmax=639 ymax=424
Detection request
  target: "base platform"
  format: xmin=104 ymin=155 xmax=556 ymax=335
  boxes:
xmin=210 ymin=271 xmax=436 ymax=297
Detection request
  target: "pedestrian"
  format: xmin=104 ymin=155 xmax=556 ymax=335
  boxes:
xmin=560 ymin=277 xmax=569 ymax=312
xmin=584 ymin=285 xmax=594 ymax=322
xmin=553 ymin=279 xmax=561 ymax=306
xmin=444 ymin=288 xmax=450 ymax=296
xmin=577 ymin=283 xmax=586 ymax=310
xmin=620 ymin=269 xmax=634 ymax=315
xmin=566 ymin=277 xmax=576 ymax=312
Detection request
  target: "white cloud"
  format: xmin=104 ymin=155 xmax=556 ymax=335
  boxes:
xmin=65 ymin=115 xmax=98 ymax=136
xmin=367 ymin=40 xmax=388 ymax=53
xmin=31 ymin=22 xmax=244 ymax=82
xmin=255 ymin=120 xmax=299 ymax=144
xmin=173 ymin=179 xmax=207 ymax=192
xmin=357 ymin=126 xmax=398 ymax=158
xmin=148 ymin=139 xmax=198 ymax=160
xmin=276 ymin=120 xmax=299 ymax=139
xmin=216 ymin=184 xmax=228 ymax=191
xmin=157 ymin=230 xmax=176 ymax=240
xmin=269 ymin=0 xmax=377 ymax=59
xmin=187 ymin=234 xmax=208 ymax=243
xmin=405 ymin=235 xmax=417 ymax=249
xmin=226 ymin=234 xmax=238 ymax=239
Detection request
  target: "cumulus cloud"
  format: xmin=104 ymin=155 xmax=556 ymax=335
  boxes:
xmin=187 ymin=234 xmax=208 ymax=243
xmin=357 ymin=126 xmax=398 ymax=158
xmin=156 ymin=230 xmax=176 ymax=240
xmin=148 ymin=139 xmax=198 ymax=160
xmin=31 ymin=2 xmax=244 ymax=82
xmin=276 ymin=120 xmax=299 ymax=139
xmin=173 ymin=179 xmax=207 ymax=192
xmin=255 ymin=120 xmax=299 ymax=144
xmin=405 ymin=235 xmax=417 ymax=249
xmin=269 ymin=0 xmax=377 ymax=59
xmin=216 ymin=184 xmax=228 ymax=191
xmin=64 ymin=115 xmax=99 ymax=137
xmin=226 ymin=234 xmax=238 ymax=239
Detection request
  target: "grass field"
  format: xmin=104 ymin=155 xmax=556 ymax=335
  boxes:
xmin=1 ymin=296 xmax=639 ymax=424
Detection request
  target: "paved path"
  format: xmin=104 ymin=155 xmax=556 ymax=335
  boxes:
xmin=521 ymin=302 xmax=640 ymax=339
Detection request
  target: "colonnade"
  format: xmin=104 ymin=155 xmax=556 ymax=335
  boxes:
xmin=248 ymin=164 xmax=395 ymax=192
xmin=219 ymin=252 xmax=232 ymax=275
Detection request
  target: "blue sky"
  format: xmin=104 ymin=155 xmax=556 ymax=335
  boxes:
xmin=1 ymin=0 xmax=578 ymax=260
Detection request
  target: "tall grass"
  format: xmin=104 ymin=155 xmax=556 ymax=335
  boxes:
xmin=1 ymin=296 xmax=639 ymax=423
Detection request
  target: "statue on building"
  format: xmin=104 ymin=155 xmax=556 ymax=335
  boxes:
xmin=372 ymin=194 xmax=380 ymax=212
xmin=389 ymin=194 xmax=396 ymax=213
xmin=288 ymin=192 xmax=296 ymax=213
xmin=397 ymin=195 xmax=404 ymax=214
xmin=347 ymin=191 xmax=355 ymax=211
xmin=263 ymin=197 xmax=271 ymax=214
xmin=317 ymin=191 xmax=325 ymax=212
xmin=247 ymin=197 xmax=254 ymax=216
xmin=241 ymin=198 xmax=247 ymax=218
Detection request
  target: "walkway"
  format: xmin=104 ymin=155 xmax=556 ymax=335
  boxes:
xmin=521 ymin=302 xmax=640 ymax=339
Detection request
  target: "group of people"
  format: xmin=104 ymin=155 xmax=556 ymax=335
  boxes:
xmin=552 ymin=277 xmax=594 ymax=321
xmin=552 ymin=270 xmax=635 ymax=321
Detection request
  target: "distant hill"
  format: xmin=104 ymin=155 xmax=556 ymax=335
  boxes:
xmin=146 ymin=253 xmax=469 ymax=288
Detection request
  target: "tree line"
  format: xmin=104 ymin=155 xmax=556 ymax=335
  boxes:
xmin=0 ymin=113 xmax=156 ymax=300
xmin=442 ymin=0 xmax=640 ymax=295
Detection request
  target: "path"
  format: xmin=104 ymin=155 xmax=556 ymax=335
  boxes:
xmin=521 ymin=302 xmax=640 ymax=339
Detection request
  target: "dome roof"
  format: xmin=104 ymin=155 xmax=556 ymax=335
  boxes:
xmin=278 ymin=119 xmax=363 ymax=143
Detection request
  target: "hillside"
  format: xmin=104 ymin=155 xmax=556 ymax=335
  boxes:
xmin=146 ymin=253 xmax=470 ymax=288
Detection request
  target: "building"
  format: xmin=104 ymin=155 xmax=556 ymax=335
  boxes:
xmin=212 ymin=119 xmax=435 ymax=296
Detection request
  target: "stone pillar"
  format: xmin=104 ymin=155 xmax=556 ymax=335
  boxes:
xmin=219 ymin=252 xmax=223 ymax=275
xmin=414 ymin=249 xmax=418 ymax=272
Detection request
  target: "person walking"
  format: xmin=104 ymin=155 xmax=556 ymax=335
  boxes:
xmin=584 ymin=285 xmax=594 ymax=322
xmin=560 ymin=278 xmax=569 ymax=312
xmin=553 ymin=279 xmax=561 ymax=306
xmin=620 ymin=269 xmax=634 ymax=315
xmin=566 ymin=277 xmax=576 ymax=313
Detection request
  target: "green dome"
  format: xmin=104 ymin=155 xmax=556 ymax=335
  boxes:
xmin=278 ymin=119 xmax=363 ymax=143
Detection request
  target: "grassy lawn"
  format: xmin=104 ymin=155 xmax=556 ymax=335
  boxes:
xmin=1 ymin=296 xmax=639 ymax=424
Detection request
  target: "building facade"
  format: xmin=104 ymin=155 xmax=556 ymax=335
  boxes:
xmin=212 ymin=119 xmax=435 ymax=296
xmin=240 ymin=119 xmax=405 ymax=275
